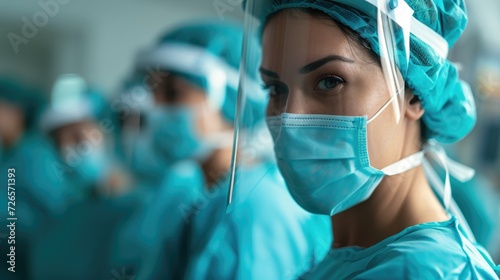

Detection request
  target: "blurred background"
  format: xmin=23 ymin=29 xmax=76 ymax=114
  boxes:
xmin=0 ymin=0 xmax=244 ymax=93
xmin=0 ymin=0 xmax=498 ymax=279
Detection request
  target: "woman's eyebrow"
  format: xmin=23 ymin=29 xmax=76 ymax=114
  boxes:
xmin=299 ymin=55 xmax=355 ymax=74
xmin=259 ymin=67 xmax=280 ymax=78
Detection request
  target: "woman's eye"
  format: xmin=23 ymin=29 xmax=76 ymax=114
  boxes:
xmin=315 ymin=76 xmax=344 ymax=90
xmin=263 ymin=83 xmax=288 ymax=97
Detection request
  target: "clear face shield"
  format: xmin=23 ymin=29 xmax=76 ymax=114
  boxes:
xmin=227 ymin=0 xmax=413 ymax=210
xmin=118 ymin=83 xmax=154 ymax=166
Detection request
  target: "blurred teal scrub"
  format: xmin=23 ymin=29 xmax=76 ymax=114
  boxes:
xmin=111 ymin=160 xmax=205 ymax=275
xmin=30 ymin=197 xmax=138 ymax=280
xmin=0 ymin=128 xmax=70 ymax=279
xmin=0 ymin=79 xmax=70 ymax=279
xmin=0 ymin=133 xmax=69 ymax=225
xmin=143 ymin=162 xmax=332 ymax=279
xmin=451 ymin=174 xmax=500 ymax=253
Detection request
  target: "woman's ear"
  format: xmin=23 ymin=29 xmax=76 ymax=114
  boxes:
xmin=405 ymin=88 xmax=424 ymax=121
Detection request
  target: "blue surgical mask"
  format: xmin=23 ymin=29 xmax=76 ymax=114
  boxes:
xmin=63 ymin=145 xmax=109 ymax=191
xmin=75 ymin=147 xmax=108 ymax=183
xmin=149 ymin=105 xmax=232 ymax=162
xmin=267 ymin=113 xmax=424 ymax=216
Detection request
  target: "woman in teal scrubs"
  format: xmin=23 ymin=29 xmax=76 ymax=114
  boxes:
xmin=235 ymin=0 xmax=500 ymax=278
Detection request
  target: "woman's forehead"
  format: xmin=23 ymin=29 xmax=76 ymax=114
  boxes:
xmin=261 ymin=10 xmax=357 ymax=73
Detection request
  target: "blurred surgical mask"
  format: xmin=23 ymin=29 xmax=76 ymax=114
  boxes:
xmin=61 ymin=144 xmax=109 ymax=189
xmin=76 ymin=148 xmax=108 ymax=183
xmin=148 ymin=105 xmax=232 ymax=162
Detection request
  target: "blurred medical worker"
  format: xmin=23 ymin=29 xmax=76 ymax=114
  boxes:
xmin=40 ymin=74 xmax=131 ymax=200
xmin=234 ymin=0 xmax=500 ymax=278
xmin=31 ymin=75 xmax=139 ymax=280
xmin=0 ymin=78 xmax=68 ymax=280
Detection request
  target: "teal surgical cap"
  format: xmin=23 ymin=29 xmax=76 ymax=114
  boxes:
xmin=136 ymin=20 xmax=266 ymax=127
xmin=246 ymin=0 xmax=475 ymax=143
xmin=0 ymin=78 xmax=45 ymax=130
xmin=40 ymin=74 xmax=113 ymax=133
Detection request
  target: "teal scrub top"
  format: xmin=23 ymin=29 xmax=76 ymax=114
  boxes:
xmin=112 ymin=160 xmax=205 ymax=275
xmin=451 ymin=174 xmax=500 ymax=251
xmin=302 ymin=216 xmax=500 ymax=279
xmin=30 ymin=197 xmax=139 ymax=280
xmin=0 ymin=133 xmax=71 ymax=280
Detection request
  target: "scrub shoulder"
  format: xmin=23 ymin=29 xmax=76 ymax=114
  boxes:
xmin=304 ymin=217 xmax=499 ymax=280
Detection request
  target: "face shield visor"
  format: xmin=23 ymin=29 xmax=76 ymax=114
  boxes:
xmin=116 ymin=82 xmax=154 ymax=166
xmin=228 ymin=0 xmax=421 ymax=211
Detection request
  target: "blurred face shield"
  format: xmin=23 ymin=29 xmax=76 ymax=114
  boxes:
xmin=116 ymin=83 xmax=155 ymax=166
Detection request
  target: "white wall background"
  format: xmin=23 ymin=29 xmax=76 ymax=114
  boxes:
xmin=0 ymin=0 xmax=244 ymax=94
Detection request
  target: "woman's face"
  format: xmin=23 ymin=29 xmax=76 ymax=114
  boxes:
xmin=261 ymin=10 xmax=407 ymax=168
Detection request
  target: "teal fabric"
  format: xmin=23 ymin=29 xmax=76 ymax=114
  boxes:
xmin=432 ymin=149 xmax=500 ymax=254
xmin=301 ymin=216 xmax=500 ymax=279
xmin=30 ymin=198 xmax=137 ymax=280
xmin=174 ymin=163 xmax=332 ymax=280
xmin=158 ymin=21 xmax=246 ymax=76
xmin=0 ymin=78 xmax=45 ymax=130
xmin=246 ymin=0 xmax=475 ymax=143
xmin=0 ymin=133 xmax=70 ymax=279
xmin=42 ymin=86 xmax=115 ymax=134
xmin=0 ymin=133 xmax=69 ymax=223
xmin=126 ymin=135 xmax=170 ymax=187
xmin=112 ymin=160 xmax=205 ymax=277
xmin=451 ymin=175 xmax=500 ymax=252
